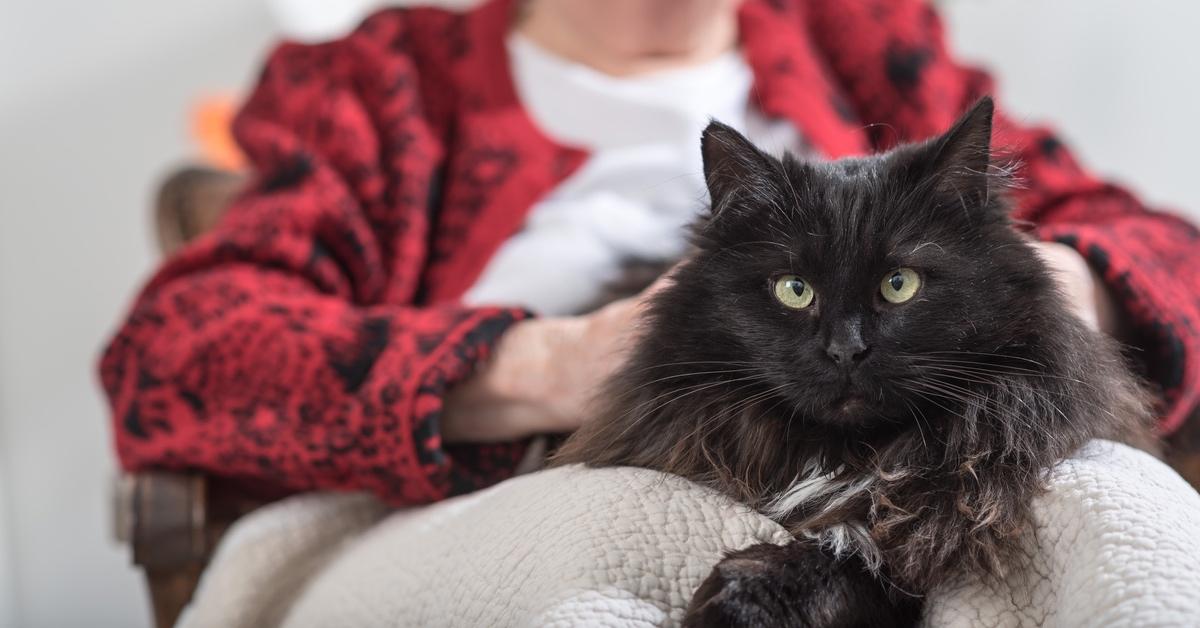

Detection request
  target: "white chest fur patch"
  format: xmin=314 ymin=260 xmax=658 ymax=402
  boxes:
xmin=765 ymin=469 xmax=884 ymax=571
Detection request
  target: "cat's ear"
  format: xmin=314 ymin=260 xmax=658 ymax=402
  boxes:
xmin=701 ymin=120 xmax=779 ymax=218
xmin=924 ymin=96 xmax=996 ymax=211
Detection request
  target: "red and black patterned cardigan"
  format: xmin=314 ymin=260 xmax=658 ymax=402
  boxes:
xmin=100 ymin=0 xmax=1200 ymax=505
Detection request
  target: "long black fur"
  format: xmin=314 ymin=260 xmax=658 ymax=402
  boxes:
xmin=553 ymin=97 xmax=1155 ymax=626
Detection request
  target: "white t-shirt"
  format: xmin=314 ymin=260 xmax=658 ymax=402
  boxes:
xmin=461 ymin=34 xmax=807 ymax=315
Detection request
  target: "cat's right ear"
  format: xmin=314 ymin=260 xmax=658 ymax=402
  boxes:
xmin=924 ymin=97 xmax=996 ymax=214
xmin=701 ymin=120 xmax=779 ymax=219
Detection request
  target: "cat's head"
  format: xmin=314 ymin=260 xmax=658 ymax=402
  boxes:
xmin=653 ymin=97 xmax=1059 ymax=431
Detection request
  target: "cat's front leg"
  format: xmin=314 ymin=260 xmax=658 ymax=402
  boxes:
xmin=683 ymin=539 xmax=920 ymax=628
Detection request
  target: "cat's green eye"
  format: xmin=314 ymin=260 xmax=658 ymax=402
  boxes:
xmin=773 ymin=275 xmax=815 ymax=309
xmin=880 ymin=268 xmax=922 ymax=304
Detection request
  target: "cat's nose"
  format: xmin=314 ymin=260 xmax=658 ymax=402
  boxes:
xmin=825 ymin=320 xmax=870 ymax=367
xmin=826 ymin=339 xmax=870 ymax=367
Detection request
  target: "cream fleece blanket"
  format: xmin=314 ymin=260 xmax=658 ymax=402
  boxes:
xmin=179 ymin=441 xmax=1200 ymax=627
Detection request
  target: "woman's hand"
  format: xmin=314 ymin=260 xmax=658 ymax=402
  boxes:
xmin=1030 ymin=241 xmax=1122 ymax=336
xmin=441 ymin=277 xmax=670 ymax=443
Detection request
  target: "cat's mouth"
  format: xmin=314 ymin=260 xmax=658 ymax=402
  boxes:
xmin=810 ymin=376 xmax=882 ymax=425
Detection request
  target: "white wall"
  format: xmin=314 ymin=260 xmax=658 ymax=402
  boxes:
xmin=943 ymin=0 xmax=1200 ymax=218
xmin=0 ymin=2 xmax=276 ymax=626
xmin=0 ymin=460 xmax=14 ymax=626
xmin=0 ymin=1 xmax=1195 ymax=627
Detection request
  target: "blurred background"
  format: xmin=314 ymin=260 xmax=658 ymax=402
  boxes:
xmin=0 ymin=1 xmax=1196 ymax=626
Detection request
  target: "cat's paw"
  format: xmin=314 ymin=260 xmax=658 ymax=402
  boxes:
xmin=683 ymin=543 xmax=808 ymax=628
xmin=682 ymin=541 xmax=919 ymax=628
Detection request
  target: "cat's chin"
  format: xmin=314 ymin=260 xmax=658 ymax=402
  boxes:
xmin=824 ymin=395 xmax=876 ymax=426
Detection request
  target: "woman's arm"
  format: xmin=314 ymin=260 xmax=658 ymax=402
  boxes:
xmin=443 ymin=278 xmax=664 ymax=443
xmin=803 ymin=0 xmax=1200 ymax=433
xmin=101 ymin=10 xmax=550 ymax=505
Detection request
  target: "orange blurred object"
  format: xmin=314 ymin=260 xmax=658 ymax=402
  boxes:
xmin=191 ymin=95 xmax=245 ymax=170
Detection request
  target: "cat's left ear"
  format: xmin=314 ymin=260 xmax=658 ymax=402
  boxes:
xmin=925 ymin=96 xmax=996 ymax=212
xmin=701 ymin=120 xmax=779 ymax=219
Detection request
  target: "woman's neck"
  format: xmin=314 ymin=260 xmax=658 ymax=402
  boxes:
xmin=516 ymin=0 xmax=740 ymax=77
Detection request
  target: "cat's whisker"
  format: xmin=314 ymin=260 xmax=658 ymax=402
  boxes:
xmin=905 ymin=360 xmax=1095 ymax=389
xmin=613 ymin=367 xmax=763 ymax=399
xmin=711 ymin=384 xmax=789 ymax=425
xmin=784 ymin=401 xmax=800 ymax=445
xmin=928 ymin=371 xmax=1092 ymax=423
xmin=675 ymin=388 xmax=768 ymax=453
xmin=918 ymin=376 xmax=1034 ymax=419
xmin=705 ymin=384 xmax=792 ymax=432
xmin=919 ymin=376 xmax=1045 ymax=429
xmin=901 ymin=373 xmax=1112 ymax=458
xmin=602 ymin=375 xmax=768 ymax=444
xmin=900 ymin=357 xmax=1045 ymax=376
xmin=692 ymin=380 xmax=777 ymax=429
xmin=902 ymin=399 xmax=930 ymax=451
xmin=631 ymin=374 xmax=769 ymax=416
xmin=902 ymin=350 xmax=1049 ymax=369
xmin=624 ymin=360 xmax=763 ymax=374
xmin=898 ymin=386 xmax=964 ymax=424
xmin=606 ymin=373 xmax=779 ymax=446
xmin=898 ymin=388 xmax=978 ymax=466
xmin=907 ymin=365 xmax=1113 ymax=420
xmin=690 ymin=384 xmax=788 ymax=446
xmin=906 ymin=378 xmax=991 ymax=407
xmin=919 ymin=380 xmax=1040 ymax=435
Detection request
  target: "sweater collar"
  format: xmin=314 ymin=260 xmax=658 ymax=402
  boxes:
xmin=464 ymin=0 xmax=870 ymax=160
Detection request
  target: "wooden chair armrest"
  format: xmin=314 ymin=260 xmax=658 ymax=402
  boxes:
xmin=115 ymin=472 xmax=275 ymax=628
xmin=154 ymin=166 xmax=246 ymax=255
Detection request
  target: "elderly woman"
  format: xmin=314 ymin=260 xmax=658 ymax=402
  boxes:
xmin=102 ymin=0 xmax=1199 ymax=507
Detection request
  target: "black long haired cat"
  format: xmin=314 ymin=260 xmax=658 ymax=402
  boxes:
xmin=552 ymin=98 xmax=1155 ymax=627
